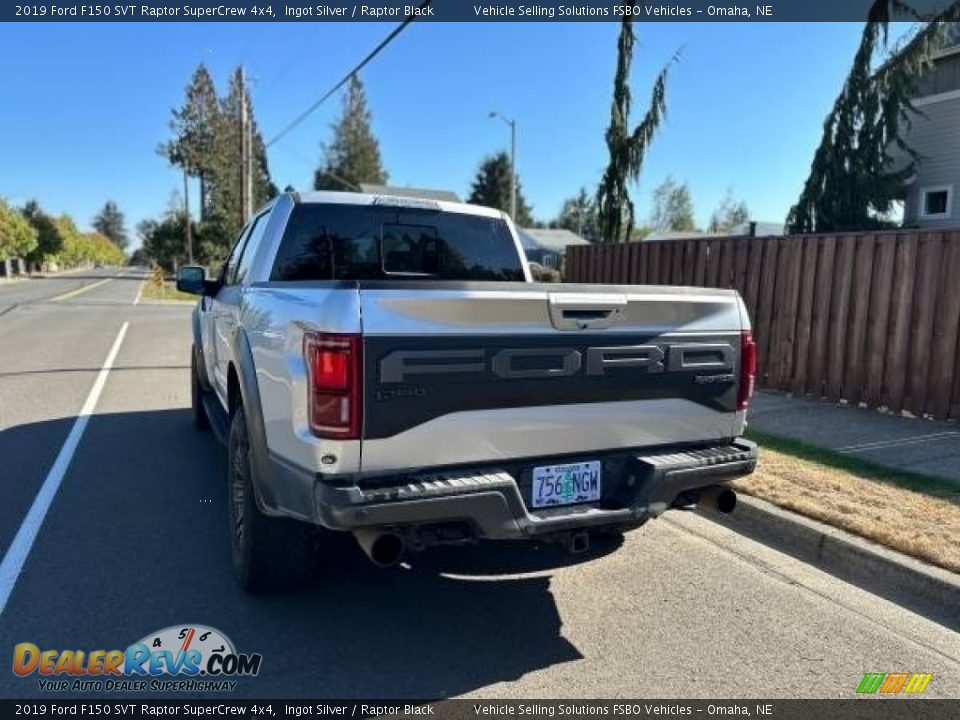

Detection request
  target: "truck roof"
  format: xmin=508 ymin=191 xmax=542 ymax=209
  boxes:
xmin=291 ymin=190 xmax=506 ymax=220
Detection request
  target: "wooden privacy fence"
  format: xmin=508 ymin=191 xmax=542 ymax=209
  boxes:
xmin=565 ymin=229 xmax=960 ymax=421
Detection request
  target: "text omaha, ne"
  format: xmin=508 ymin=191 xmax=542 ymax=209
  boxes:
xmin=474 ymin=3 xmax=771 ymax=18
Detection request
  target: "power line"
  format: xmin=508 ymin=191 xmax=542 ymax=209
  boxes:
xmin=265 ymin=0 xmax=431 ymax=149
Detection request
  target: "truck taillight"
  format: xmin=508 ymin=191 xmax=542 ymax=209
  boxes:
xmin=304 ymin=333 xmax=362 ymax=439
xmin=738 ymin=331 xmax=757 ymax=412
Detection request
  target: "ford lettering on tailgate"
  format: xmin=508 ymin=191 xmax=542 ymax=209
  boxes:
xmin=378 ymin=343 xmax=734 ymax=383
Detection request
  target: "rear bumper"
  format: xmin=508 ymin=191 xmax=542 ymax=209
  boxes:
xmin=272 ymin=439 xmax=757 ymax=541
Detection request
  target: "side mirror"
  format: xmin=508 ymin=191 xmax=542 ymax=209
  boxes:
xmin=176 ymin=266 xmax=207 ymax=295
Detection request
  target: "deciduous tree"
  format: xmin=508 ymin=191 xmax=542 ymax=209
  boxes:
xmin=649 ymin=177 xmax=696 ymax=232
xmin=708 ymin=190 xmax=749 ymax=234
xmin=22 ymin=200 xmax=64 ymax=268
xmin=554 ymin=187 xmax=599 ymax=241
xmin=0 ymin=198 xmax=38 ymax=261
xmin=138 ymin=211 xmax=197 ymax=273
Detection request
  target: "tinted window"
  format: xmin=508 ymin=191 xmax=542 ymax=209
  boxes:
xmin=270 ymin=204 xmax=525 ymax=282
xmin=235 ymin=211 xmax=269 ymax=284
xmin=222 ymin=224 xmax=251 ymax=285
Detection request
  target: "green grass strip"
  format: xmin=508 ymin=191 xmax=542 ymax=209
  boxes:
xmin=745 ymin=428 xmax=960 ymax=499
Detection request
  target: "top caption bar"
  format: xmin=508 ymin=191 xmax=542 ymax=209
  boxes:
xmin=3 ymin=0 xmax=959 ymax=22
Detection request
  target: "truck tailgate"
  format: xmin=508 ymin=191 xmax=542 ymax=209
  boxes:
xmin=358 ymin=281 xmax=747 ymax=473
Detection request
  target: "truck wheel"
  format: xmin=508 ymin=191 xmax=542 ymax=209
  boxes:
xmin=227 ymin=405 xmax=313 ymax=592
xmin=191 ymin=347 xmax=210 ymax=431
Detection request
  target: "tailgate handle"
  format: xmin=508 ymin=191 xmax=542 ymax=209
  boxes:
xmin=562 ymin=309 xmax=613 ymax=320
xmin=548 ymin=293 xmax=627 ymax=330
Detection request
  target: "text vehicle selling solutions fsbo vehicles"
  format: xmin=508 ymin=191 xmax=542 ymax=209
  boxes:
xmin=176 ymin=191 xmax=758 ymax=590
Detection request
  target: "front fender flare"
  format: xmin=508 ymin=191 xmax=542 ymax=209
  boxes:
xmin=191 ymin=305 xmax=212 ymax=391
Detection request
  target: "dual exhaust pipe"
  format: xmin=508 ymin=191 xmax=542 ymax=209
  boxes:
xmin=353 ymin=485 xmax=736 ymax=568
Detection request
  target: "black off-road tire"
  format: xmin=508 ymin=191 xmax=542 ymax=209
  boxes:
xmin=190 ymin=347 xmax=211 ymax=431
xmin=227 ymin=405 xmax=314 ymax=592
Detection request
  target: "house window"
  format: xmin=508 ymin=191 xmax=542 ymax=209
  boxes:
xmin=920 ymin=185 xmax=953 ymax=219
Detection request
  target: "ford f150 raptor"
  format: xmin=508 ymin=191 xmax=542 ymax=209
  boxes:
xmin=176 ymin=191 xmax=758 ymax=591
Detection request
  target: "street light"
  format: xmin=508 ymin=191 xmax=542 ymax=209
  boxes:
xmin=489 ymin=110 xmax=517 ymax=221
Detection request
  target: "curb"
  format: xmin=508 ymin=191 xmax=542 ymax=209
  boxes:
xmin=703 ymin=494 xmax=960 ymax=628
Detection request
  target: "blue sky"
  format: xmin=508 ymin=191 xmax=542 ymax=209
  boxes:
xmin=0 ymin=22 xmax=905 ymax=246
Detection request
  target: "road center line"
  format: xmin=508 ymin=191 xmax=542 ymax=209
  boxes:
xmin=0 ymin=321 xmax=129 ymax=615
xmin=49 ymin=277 xmax=113 ymax=302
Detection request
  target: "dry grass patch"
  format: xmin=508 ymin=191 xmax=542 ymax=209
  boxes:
xmin=140 ymin=280 xmax=198 ymax=302
xmin=731 ymin=445 xmax=960 ymax=574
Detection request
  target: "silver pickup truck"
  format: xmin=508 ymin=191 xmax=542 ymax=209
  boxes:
xmin=177 ymin=191 xmax=758 ymax=591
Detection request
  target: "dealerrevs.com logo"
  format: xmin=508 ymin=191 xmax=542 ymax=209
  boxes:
xmin=13 ymin=625 xmax=262 ymax=693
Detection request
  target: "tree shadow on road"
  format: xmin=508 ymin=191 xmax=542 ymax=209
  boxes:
xmin=0 ymin=409 xmax=589 ymax=699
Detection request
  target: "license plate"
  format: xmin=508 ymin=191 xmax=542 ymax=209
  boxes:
xmin=531 ymin=461 xmax=601 ymax=508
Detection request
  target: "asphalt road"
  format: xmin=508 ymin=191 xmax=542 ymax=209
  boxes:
xmin=0 ymin=271 xmax=957 ymax=700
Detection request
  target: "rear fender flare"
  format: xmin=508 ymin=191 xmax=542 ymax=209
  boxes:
xmin=232 ymin=329 xmax=281 ymax=515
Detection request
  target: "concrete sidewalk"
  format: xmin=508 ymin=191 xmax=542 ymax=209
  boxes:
xmin=748 ymin=392 xmax=960 ymax=487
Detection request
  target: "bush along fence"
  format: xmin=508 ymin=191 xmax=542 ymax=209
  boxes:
xmin=565 ymin=229 xmax=960 ymax=421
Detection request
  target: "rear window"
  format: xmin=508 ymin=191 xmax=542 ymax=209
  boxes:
xmin=270 ymin=203 xmax=525 ymax=282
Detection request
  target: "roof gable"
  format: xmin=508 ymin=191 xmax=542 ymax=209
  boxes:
xmin=518 ymin=228 xmax=591 ymax=252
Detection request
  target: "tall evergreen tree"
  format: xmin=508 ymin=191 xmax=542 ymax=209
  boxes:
xmin=467 ymin=152 xmax=534 ymax=227
xmin=92 ymin=200 xmax=129 ymax=250
xmin=596 ymin=12 xmax=678 ymax=243
xmin=161 ymin=64 xmax=221 ymax=219
xmin=207 ymin=67 xmax=277 ymax=242
xmin=314 ymin=75 xmax=388 ymax=191
xmin=787 ymin=2 xmax=959 ymax=233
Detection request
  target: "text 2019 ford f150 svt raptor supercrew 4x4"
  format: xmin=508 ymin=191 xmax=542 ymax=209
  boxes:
xmin=176 ymin=191 xmax=758 ymax=591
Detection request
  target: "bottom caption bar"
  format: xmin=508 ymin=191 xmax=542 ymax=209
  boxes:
xmin=2 ymin=700 xmax=958 ymax=719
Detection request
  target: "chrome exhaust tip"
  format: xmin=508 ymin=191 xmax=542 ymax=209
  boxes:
xmin=697 ymin=486 xmax=737 ymax=515
xmin=354 ymin=529 xmax=405 ymax=568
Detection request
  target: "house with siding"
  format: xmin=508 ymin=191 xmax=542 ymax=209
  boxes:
xmin=901 ymin=32 xmax=960 ymax=228
xmin=517 ymin=228 xmax=590 ymax=268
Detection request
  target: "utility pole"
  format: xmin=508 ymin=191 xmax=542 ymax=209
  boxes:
xmin=509 ymin=118 xmax=516 ymax=221
xmin=183 ymin=168 xmax=194 ymax=265
xmin=239 ymin=66 xmax=252 ymax=223
xmin=489 ymin=111 xmax=517 ymax=221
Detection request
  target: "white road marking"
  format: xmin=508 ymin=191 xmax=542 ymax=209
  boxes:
xmin=133 ymin=279 xmax=145 ymax=305
xmin=836 ymin=432 xmax=960 ymax=454
xmin=0 ymin=321 xmax=129 ymax=615
xmin=49 ymin=277 xmax=111 ymax=302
